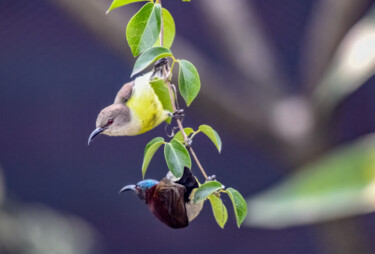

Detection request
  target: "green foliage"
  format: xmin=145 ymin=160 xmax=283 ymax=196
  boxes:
xmin=193 ymin=181 xmax=223 ymax=202
xmin=131 ymin=47 xmax=172 ymax=77
xmin=153 ymin=8 xmax=175 ymax=49
xmin=178 ymin=60 xmax=201 ymax=106
xmin=199 ymin=125 xmax=222 ymax=153
xmin=142 ymin=137 xmax=165 ymax=178
xmin=150 ymin=78 xmax=173 ymax=123
xmin=172 ymin=128 xmax=194 ymax=143
xmin=226 ymin=188 xmax=247 ymax=228
xmin=208 ymin=194 xmax=228 ymax=229
xmin=106 ymin=0 xmax=150 ymax=14
xmin=164 ymin=139 xmax=191 ymax=178
xmin=246 ymin=134 xmax=375 ymax=228
xmin=126 ymin=3 xmax=161 ymax=57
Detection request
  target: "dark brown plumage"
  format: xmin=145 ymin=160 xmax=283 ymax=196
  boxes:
xmin=120 ymin=167 xmax=202 ymax=229
xmin=146 ymin=178 xmax=189 ymax=228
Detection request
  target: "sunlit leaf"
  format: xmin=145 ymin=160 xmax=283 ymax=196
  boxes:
xmin=172 ymin=128 xmax=195 ymax=143
xmin=246 ymin=134 xmax=375 ymax=228
xmin=314 ymin=6 xmax=375 ymax=115
xmin=150 ymin=78 xmax=173 ymax=123
xmin=142 ymin=137 xmax=164 ymax=178
xmin=132 ymin=47 xmax=172 ymax=77
xmin=199 ymin=125 xmax=222 ymax=153
xmin=106 ymin=0 xmax=150 ymax=14
xmin=153 ymin=8 xmax=175 ymax=49
xmin=227 ymin=188 xmax=247 ymax=228
xmin=126 ymin=3 xmax=161 ymax=57
xmin=164 ymin=139 xmax=191 ymax=178
xmin=178 ymin=60 xmax=201 ymax=106
xmin=193 ymin=181 xmax=222 ymax=203
xmin=208 ymin=194 xmax=228 ymax=228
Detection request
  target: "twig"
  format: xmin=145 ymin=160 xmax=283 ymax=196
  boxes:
xmin=159 ymin=0 xmax=208 ymax=180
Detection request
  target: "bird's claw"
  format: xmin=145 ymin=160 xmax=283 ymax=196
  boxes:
xmin=155 ymin=58 xmax=169 ymax=68
xmin=172 ymin=109 xmax=184 ymax=120
xmin=185 ymin=138 xmax=193 ymax=148
xmin=152 ymin=58 xmax=170 ymax=79
xmin=206 ymin=175 xmax=217 ymax=182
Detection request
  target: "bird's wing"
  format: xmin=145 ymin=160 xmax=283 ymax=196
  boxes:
xmin=114 ymin=81 xmax=134 ymax=104
xmin=151 ymin=179 xmax=189 ymax=228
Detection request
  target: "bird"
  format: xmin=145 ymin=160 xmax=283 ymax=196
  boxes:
xmin=88 ymin=59 xmax=172 ymax=145
xmin=120 ymin=167 xmax=203 ymax=228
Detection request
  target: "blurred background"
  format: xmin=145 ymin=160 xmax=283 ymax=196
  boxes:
xmin=1 ymin=0 xmax=375 ymax=253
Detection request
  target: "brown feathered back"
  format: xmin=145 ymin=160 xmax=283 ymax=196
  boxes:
xmin=145 ymin=178 xmax=189 ymax=228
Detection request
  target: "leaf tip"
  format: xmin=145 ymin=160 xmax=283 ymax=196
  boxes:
xmin=130 ymin=70 xmax=137 ymax=78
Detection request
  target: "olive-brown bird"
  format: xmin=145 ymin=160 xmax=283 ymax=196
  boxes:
xmin=88 ymin=71 xmax=171 ymax=144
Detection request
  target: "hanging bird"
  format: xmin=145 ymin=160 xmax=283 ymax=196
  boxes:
xmin=120 ymin=167 xmax=203 ymax=228
xmin=88 ymin=59 xmax=173 ymax=144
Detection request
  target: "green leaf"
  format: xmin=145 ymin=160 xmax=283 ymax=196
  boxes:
xmin=198 ymin=125 xmax=222 ymax=153
xmin=132 ymin=47 xmax=172 ymax=77
xmin=313 ymin=6 xmax=375 ymax=117
xmin=153 ymin=8 xmax=175 ymax=49
xmin=178 ymin=60 xmax=201 ymax=106
xmin=150 ymin=78 xmax=173 ymax=123
xmin=227 ymin=188 xmax=247 ymax=228
xmin=182 ymin=0 xmax=190 ymax=1
xmin=193 ymin=181 xmax=222 ymax=203
xmin=126 ymin=3 xmax=161 ymax=57
xmin=245 ymin=134 xmax=375 ymax=229
xmin=106 ymin=0 xmax=150 ymax=14
xmin=164 ymin=139 xmax=191 ymax=178
xmin=142 ymin=137 xmax=164 ymax=178
xmin=208 ymin=194 xmax=228 ymax=229
xmin=172 ymin=128 xmax=195 ymax=143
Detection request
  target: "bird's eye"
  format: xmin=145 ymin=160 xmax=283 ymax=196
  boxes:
xmin=107 ymin=119 xmax=114 ymax=125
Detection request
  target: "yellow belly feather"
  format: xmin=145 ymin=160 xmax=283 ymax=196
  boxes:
xmin=127 ymin=74 xmax=169 ymax=134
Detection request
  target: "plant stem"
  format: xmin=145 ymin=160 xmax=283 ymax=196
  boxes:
xmin=188 ymin=146 xmax=208 ymax=179
xmin=159 ymin=1 xmax=164 ymax=47
xmin=159 ymin=0 xmax=208 ymax=181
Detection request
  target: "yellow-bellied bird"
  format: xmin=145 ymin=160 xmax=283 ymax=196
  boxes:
xmin=88 ymin=72 xmax=171 ymax=144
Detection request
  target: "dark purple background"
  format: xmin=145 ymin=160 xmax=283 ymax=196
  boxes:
xmin=1 ymin=0 xmax=375 ymax=254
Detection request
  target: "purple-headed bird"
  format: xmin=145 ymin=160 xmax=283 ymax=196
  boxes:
xmin=120 ymin=167 xmax=203 ymax=228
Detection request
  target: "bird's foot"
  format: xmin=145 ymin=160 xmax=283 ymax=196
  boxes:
xmin=164 ymin=123 xmax=179 ymax=138
xmin=165 ymin=109 xmax=185 ymax=137
xmin=185 ymin=138 xmax=193 ymax=148
xmin=206 ymin=175 xmax=217 ymax=182
xmin=152 ymin=58 xmax=170 ymax=79
xmin=172 ymin=109 xmax=185 ymax=120
xmin=155 ymin=58 xmax=169 ymax=68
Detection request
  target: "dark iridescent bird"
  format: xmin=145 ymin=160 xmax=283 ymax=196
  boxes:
xmin=120 ymin=167 xmax=203 ymax=228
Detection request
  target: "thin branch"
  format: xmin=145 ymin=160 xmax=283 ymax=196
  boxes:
xmin=159 ymin=0 xmax=208 ymax=180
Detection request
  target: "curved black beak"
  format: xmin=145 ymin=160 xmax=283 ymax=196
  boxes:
xmin=119 ymin=184 xmax=136 ymax=194
xmin=88 ymin=127 xmax=105 ymax=145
